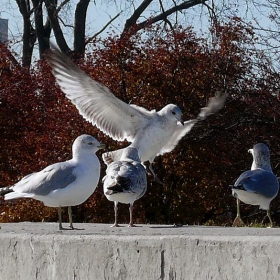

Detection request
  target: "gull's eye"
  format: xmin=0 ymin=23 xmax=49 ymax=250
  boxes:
xmin=88 ymin=142 xmax=93 ymax=145
xmin=172 ymin=111 xmax=176 ymax=115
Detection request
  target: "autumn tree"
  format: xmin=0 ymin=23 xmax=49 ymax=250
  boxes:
xmin=1 ymin=17 xmax=280 ymax=226
xmin=4 ymin=0 xmax=280 ymax=75
xmin=8 ymin=0 xmax=208 ymax=68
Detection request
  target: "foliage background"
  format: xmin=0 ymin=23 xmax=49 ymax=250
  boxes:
xmin=1 ymin=19 xmax=280 ymax=226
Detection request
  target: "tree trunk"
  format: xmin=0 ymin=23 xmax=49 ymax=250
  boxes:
xmin=74 ymin=0 xmax=90 ymax=58
xmin=16 ymin=0 xmax=36 ymax=68
xmin=123 ymin=0 xmax=153 ymax=33
xmin=32 ymin=0 xmax=51 ymax=58
xmin=44 ymin=0 xmax=71 ymax=54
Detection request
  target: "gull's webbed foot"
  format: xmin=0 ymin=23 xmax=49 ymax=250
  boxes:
xmin=232 ymin=216 xmax=245 ymax=227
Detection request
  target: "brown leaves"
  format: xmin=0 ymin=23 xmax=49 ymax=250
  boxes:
xmin=1 ymin=20 xmax=280 ymax=226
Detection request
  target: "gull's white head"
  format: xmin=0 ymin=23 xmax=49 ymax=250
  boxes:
xmin=249 ymin=143 xmax=272 ymax=171
xmin=159 ymin=104 xmax=183 ymax=124
xmin=72 ymin=134 xmax=105 ymax=158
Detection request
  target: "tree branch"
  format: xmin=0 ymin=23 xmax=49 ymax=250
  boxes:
xmin=123 ymin=0 xmax=154 ymax=33
xmin=138 ymin=0 xmax=208 ymax=29
xmin=85 ymin=11 xmax=122 ymax=44
xmin=44 ymin=0 xmax=71 ymax=54
xmin=56 ymin=0 xmax=71 ymax=15
xmin=122 ymin=0 xmax=208 ymax=36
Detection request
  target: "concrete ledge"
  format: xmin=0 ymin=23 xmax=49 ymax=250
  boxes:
xmin=0 ymin=223 xmax=280 ymax=280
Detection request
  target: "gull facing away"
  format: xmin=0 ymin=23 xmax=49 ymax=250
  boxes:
xmin=103 ymin=147 xmax=147 ymax=227
xmin=230 ymin=143 xmax=279 ymax=227
xmin=47 ymin=46 xmax=227 ymax=182
xmin=0 ymin=135 xmax=105 ymax=230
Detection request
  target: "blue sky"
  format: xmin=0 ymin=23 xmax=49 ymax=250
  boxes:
xmin=0 ymin=1 xmax=277 ymax=58
xmin=0 ymin=1 xmax=212 ymax=49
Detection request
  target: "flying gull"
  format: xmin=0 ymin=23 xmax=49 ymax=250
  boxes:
xmin=103 ymin=147 xmax=147 ymax=227
xmin=0 ymin=134 xmax=105 ymax=230
xmin=230 ymin=143 xmax=279 ymax=227
xmin=47 ymin=46 xmax=227 ymax=182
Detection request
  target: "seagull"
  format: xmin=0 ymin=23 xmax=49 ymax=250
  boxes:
xmin=0 ymin=134 xmax=105 ymax=230
xmin=230 ymin=143 xmax=279 ymax=227
xmin=102 ymin=147 xmax=147 ymax=227
xmin=47 ymin=46 xmax=227 ymax=182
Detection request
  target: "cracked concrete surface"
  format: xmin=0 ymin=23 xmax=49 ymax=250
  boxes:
xmin=0 ymin=223 xmax=280 ymax=280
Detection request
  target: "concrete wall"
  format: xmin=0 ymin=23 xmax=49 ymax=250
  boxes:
xmin=0 ymin=223 xmax=279 ymax=280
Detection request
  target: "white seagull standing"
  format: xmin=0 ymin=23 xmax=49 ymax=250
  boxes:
xmin=230 ymin=143 xmax=279 ymax=227
xmin=47 ymin=46 xmax=227 ymax=182
xmin=103 ymin=147 xmax=147 ymax=227
xmin=0 ymin=134 xmax=105 ymax=230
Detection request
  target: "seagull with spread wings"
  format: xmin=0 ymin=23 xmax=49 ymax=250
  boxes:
xmin=47 ymin=46 xmax=227 ymax=182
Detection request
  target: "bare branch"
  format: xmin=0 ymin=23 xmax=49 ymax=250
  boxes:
xmin=202 ymin=0 xmax=217 ymax=24
xmin=86 ymin=11 xmax=122 ymax=44
xmin=123 ymin=0 xmax=154 ymax=32
xmin=56 ymin=0 xmax=71 ymax=15
xmin=159 ymin=0 xmax=176 ymax=32
xmin=122 ymin=0 xmax=208 ymax=36
xmin=58 ymin=16 xmax=74 ymax=28
xmin=138 ymin=0 xmax=208 ymax=29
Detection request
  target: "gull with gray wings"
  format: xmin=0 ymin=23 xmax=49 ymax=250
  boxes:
xmin=103 ymin=147 xmax=147 ymax=227
xmin=0 ymin=134 xmax=105 ymax=230
xmin=230 ymin=143 xmax=279 ymax=227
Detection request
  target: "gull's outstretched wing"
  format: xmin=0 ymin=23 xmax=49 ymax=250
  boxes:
xmin=158 ymin=120 xmax=197 ymax=155
xmin=159 ymin=91 xmax=227 ymax=155
xmin=47 ymin=47 xmax=152 ymax=142
xmin=198 ymin=91 xmax=228 ymax=121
